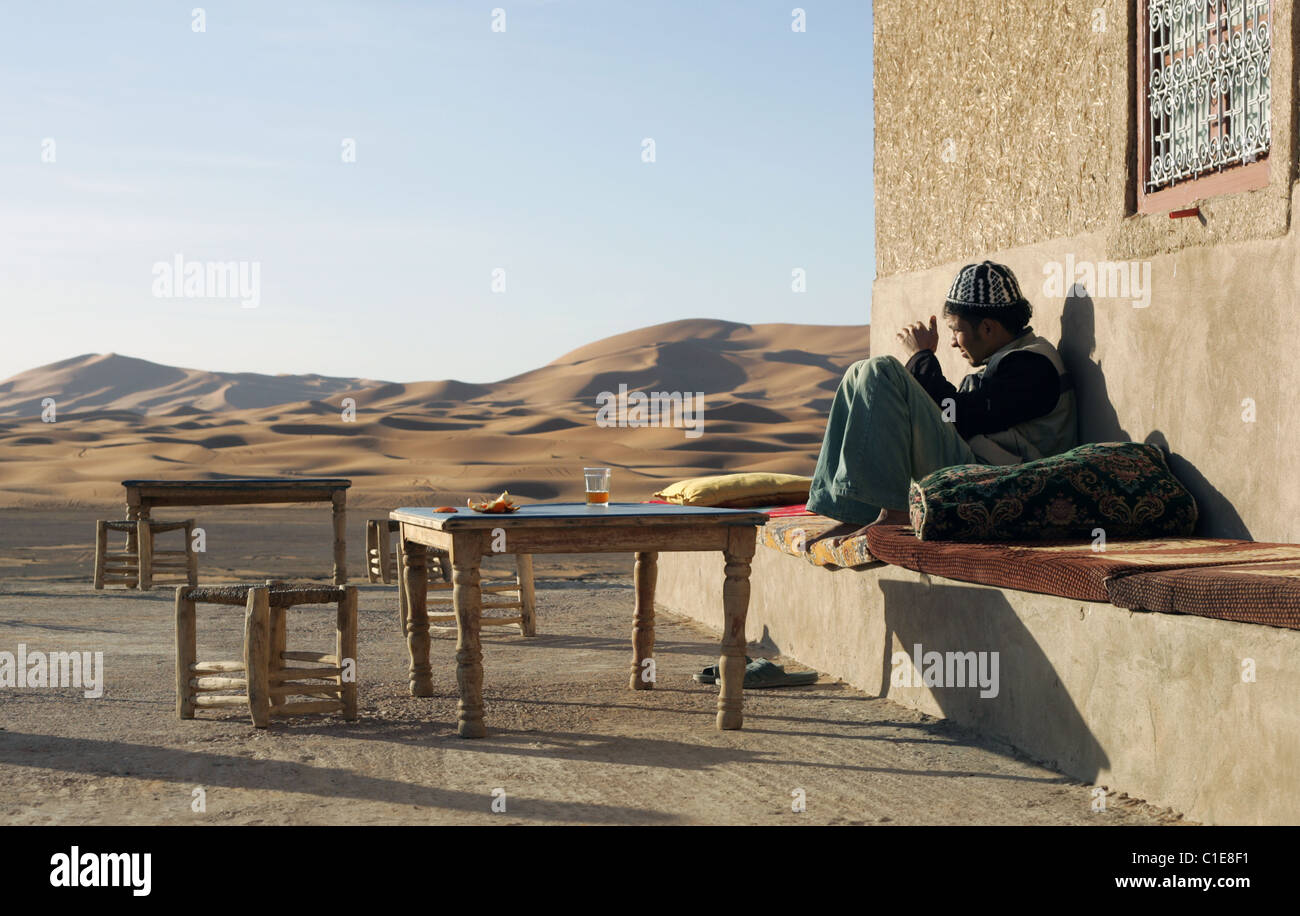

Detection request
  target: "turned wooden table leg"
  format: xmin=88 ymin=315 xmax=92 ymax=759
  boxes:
xmin=452 ymin=532 xmax=486 ymax=738
xmin=402 ymin=537 xmax=434 ymax=697
xmin=516 ymin=553 xmax=537 ymax=637
xmin=717 ymin=527 xmax=756 ymax=730
xmin=629 ymin=550 xmax=657 ymax=690
xmin=125 ymin=494 xmax=141 ymax=554
xmin=396 ymin=537 xmax=410 ymax=636
xmin=332 ymin=490 xmax=347 ymax=585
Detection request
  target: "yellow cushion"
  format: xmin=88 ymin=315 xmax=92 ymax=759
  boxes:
xmin=654 ymin=473 xmax=812 ymax=508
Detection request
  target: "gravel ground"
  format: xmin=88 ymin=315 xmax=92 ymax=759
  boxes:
xmin=0 ymin=509 xmax=1187 ymax=825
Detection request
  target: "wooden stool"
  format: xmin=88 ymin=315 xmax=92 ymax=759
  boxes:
xmin=175 ymin=582 xmax=358 ymax=728
xmin=94 ymin=518 xmax=197 ymax=591
xmin=391 ymin=527 xmax=538 ymax=637
xmin=367 ymin=518 xmax=450 ymax=584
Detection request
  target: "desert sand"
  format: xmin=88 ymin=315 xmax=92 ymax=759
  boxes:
xmin=0 ymin=318 xmax=868 ymax=509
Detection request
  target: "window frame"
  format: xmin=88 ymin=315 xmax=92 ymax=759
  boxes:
xmin=1136 ymin=0 xmax=1272 ymax=215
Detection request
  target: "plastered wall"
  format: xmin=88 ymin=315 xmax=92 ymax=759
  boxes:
xmin=873 ymin=1 xmax=1300 ymax=539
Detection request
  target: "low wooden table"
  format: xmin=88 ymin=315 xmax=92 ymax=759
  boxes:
xmin=122 ymin=478 xmax=352 ymax=585
xmin=391 ymin=502 xmax=766 ymax=737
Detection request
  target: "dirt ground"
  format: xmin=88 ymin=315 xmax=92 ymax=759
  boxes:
xmin=0 ymin=508 xmax=1187 ymax=825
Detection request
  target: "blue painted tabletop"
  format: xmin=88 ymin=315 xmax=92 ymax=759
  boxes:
xmin=391 ymin=502 xmax=767 ymax=529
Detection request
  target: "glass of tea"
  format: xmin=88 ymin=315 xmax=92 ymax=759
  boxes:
xmin=584 ymin=467 xmax=611 ymax=506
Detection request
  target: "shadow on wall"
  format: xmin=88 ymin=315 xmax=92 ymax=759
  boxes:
xmin=1144 ymin=430 xmax=1251 ymax=539
xmin=1057 ymin=286 xmax=1129 ymax=443
xmin=878 ymin=578 xmax=1108 ymax=784
xmin=1056 ymin=286 xmax=1251 ymax=540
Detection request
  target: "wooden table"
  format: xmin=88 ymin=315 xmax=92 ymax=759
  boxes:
xmin=391 ymin=503 xmax=766 ymax=738
xmin=122 ymin=478 xmax=352 ymax=584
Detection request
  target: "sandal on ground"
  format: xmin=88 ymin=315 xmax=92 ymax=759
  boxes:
xmin=743 ymin=658 xmax=819 ymax=688
xmin=692 ymin=657 xmax=753 ymax=685
xmin=692 ymin=657 xmax=817 ymax=687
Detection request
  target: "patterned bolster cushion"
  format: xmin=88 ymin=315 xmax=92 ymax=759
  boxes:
xmin=908 ymin=442 xmax=1198 ymax=542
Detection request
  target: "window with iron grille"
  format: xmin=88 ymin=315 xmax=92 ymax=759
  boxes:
xmin=1138 ymin=0 xmax=1271 ymax=212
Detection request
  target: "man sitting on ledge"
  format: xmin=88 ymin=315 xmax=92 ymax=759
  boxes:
xmin=808 ymin=260 xmax=1078 ymax=546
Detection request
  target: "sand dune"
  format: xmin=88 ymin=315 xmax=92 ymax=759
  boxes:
xmin=0 ymin=319 xmax=868 ymax=508
xmin=0 ymin=352 xmax=388 ymax=417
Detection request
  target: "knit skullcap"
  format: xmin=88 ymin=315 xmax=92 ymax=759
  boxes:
xmin=945 ymin=261 xmax=1028 ymax=309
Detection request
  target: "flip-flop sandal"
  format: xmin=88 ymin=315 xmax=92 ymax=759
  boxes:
xmin=692 ymin=656 xmax=753 ymax=685
xmin=694 ymin=658 xmax=818 ymax=687
xmin=743 ymin=658 xmax=818 ymax=688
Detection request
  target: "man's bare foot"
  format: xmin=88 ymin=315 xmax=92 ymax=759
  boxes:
xmin=807 ymin=508 xmax=909 ymax=548
xmin=875 ymin=508 xmax=910 ymax=526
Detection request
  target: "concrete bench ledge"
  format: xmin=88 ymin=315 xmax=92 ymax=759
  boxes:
xmin=762 ymin=512 xmax=1300 ymax=630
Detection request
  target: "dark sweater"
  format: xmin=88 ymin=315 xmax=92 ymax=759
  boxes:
xmin=905 ymin=348 xmax=1062 ymax=441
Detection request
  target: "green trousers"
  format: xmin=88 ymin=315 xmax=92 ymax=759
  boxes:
xmin=807 ymin=355 xmax=982 ymax=525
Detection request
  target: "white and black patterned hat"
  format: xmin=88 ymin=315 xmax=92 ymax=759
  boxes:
xmin=944 ymin=261 xmax=1028 ymax=309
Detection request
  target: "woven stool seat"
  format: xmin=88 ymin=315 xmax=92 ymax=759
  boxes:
xmin=101 ymin=519 xmax=189 ymax=533
xmin=181 ymin=584 xmax=348 ymax=607
xmin=94 ymin=517 xmax=197 ymax=591
xmin=175 ymin=581 xmax=358 ymax=728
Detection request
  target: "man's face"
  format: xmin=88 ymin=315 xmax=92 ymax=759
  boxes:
xmin=946 ymin=315 xmax=987 ymax=365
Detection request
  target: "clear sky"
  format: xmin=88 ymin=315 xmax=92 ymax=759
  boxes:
xmin=0 ymin=1 xmax=872 ymax=383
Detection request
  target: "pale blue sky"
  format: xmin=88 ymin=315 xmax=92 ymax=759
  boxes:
xmin=0 ymin=1 xmax=873 ymax=383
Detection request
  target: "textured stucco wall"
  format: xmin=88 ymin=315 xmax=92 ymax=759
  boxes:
xmin=872 ymin=1 xmax=1300 ymax=540
xmin=873 ymin=0 xmax=1296 ymax=275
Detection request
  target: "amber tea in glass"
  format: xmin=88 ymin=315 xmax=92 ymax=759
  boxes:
xmin=584 ymin=467 xmax=611 ymax=505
